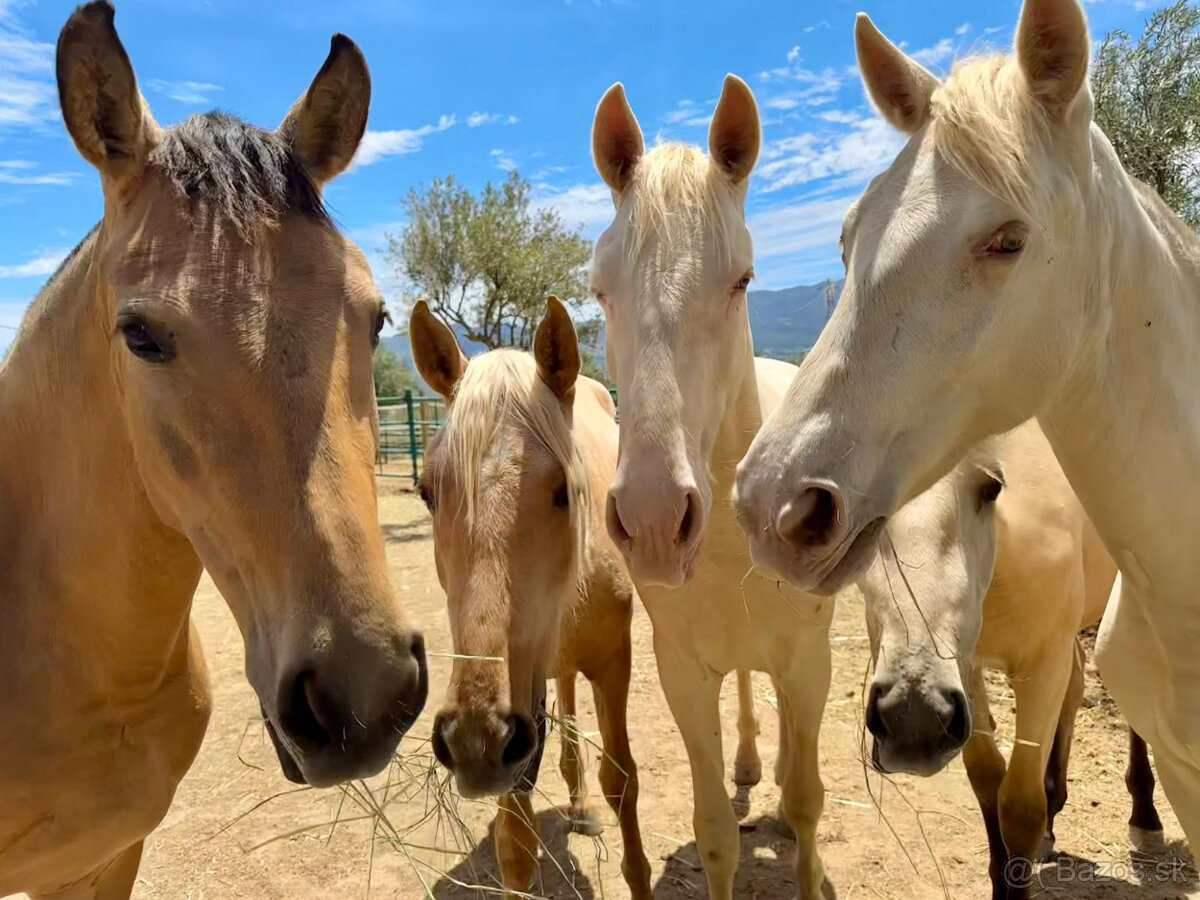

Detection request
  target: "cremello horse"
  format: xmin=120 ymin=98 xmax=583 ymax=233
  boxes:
xmin=735 ymin=0 xmax=1200 ymax=853
xmin=859 ymin=421 xmax=1161 ymax=899
xmin=409 ymin=298 xmax=651 ymax=898
xmin=590 ymin=77 xmax=835 ymax=898
xmin=0 ymin=5 xmax=426 ymax=898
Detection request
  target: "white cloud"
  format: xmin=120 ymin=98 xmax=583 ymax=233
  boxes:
xmin=146 ymin=79 xmax=223 ymax=106
xmin=0 ymin=6 xmax=56 ymax=131
xmin=490 ymin=148 xmax=517 ymax=171
xmin=749 ymin=197 xmax=853 ymax=261
xmin=352 ymin=114 xmax=456 ymax=168
xmin=956 ymin=23 xmax=971 ymax=36
xmin=910 ymin=37 xmax=956 ymax=69
xmin=758 ymin=66 xmax=843 ymax=111
xmin=756 ymin=113 xmax=905 ymax=194
xmin=532 ymin=182 xmax=613 ymax=232
xmin=0 ymin=247 xmax=68 ymax=278
xmin=0 ymin=159 xmax=76 ymax=185
xmin=787 ymin=45 xmax=801 ymax=64
xmin=816 ymin=110 xmax=859 ymax=125
xmin=803 ymin=20 xmax=830 ymax=34
xmin=468 ymin=111 xmax=519 ymax=128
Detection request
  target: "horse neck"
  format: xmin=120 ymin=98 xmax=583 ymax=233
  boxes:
xmin=710 ymin=302 xmax=761 ymax=491
xmin=1040 ymin=143 xmax=1200 ymax=599
xmin=0 ymin=228 xmax=202 ymax=697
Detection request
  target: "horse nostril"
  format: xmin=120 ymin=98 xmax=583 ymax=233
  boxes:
xmin=431 ymin=712 xmax=454 ymax=770
xmin=279 ymin=670 xmax=332 ymax=748
xmin=501 ymin=713 xmax=538 ymax=768
xmin=865 ymin=683 xmax=890 ymax=740
xmin=605 ymin=491 xmax=633 ymax=548
xmin=944 ymin=688 xmax=971 ymax=747
xmin=677 ymin=488 xmax=702 ymax=546
xmin=776 ymin=484 xmax=843 ymax=552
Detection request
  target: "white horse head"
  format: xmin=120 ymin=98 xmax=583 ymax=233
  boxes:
xmin=590 ymin=76 xmax=760 ymax=586
xmin=736 ymin=0 xmax=1103 ymax=592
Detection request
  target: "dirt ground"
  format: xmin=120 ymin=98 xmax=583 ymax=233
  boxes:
xmin=44 ymin=488 xmax=1196 ymax=899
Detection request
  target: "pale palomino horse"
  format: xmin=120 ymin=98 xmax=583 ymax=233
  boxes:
xmin=858 ymin=421 xmax=1161 ymax=900
xmin=0 ymin=5 xmax=427 ymax=898
xmin=734 ymin=0 xmax=1200 ymax=852
xmin=409 ymin=299 xmax=651 ymax=899
xmin=591 ymin=77 xmax=835 ymax=899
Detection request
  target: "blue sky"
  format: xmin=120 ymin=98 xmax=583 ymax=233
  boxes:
xmin=0 ymin=0 xmax=1172 ymax=352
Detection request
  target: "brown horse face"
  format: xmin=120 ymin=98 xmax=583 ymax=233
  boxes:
xmin=57 ymin=2 xmax=426 ymax=786
xmin=410 ymin=301 xmax=585 ymax=798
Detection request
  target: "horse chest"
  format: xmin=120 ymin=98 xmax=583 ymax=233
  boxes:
xmin=0 ymin=652 xmax=210 ymax=895
xmin=640 ymin=571 xmax=834 ymax=674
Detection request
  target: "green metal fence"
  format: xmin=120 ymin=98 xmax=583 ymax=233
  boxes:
xmin=376 ymin=387 xmax=619 ymax=486
xmin=376 ymin=391 xmax=445 ymax=484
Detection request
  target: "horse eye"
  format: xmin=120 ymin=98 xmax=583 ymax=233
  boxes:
xmin=372 ymin=308 xmax=390 ymax=349
xmin=553 ymin=483 xmax=570 ymax=508
xmin=418 ymin=483 xmax=436 ymax=511
xmin=116 ymin=313 xmax=171 ymax=363
xmin=733 ymin=273 xmax=752 ymax=293
xmin=978 ymin=477 xmax=1003 ymax=509
xmin=982 ymin=225 xmax=1027 ymax=257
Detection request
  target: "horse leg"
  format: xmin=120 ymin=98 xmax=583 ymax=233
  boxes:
xmin=1126 ymin=728 xmax=1166 ymax=853
xmin=590 ymin=638 xmax=653 ymax=899
xmin=963 ymin=667 xmax=1009 ymax=900
xmin=495 ymin=792 xmax=540 ymax=899
xmin=773 ymin=675 xmax=791 ymax=788
xmin=775 ymin=646 xmax=834 ymax=900
xmin=30 ymin=842 xmax=144 ymax=900
xmin=1042 ymin=636 xmax=1085 ymax=859
xmin=1097 ymin=574 xmax=1200 ymax=852
xmin=653 ymin=632 xmax=739 ymax=900
xmin=556 ymin=669 xmax=600 ymax=835
xmin=999 ymin=640 xmax=1074 ymax=900
xmin=733 ymin=669 xmax=763 ymax=787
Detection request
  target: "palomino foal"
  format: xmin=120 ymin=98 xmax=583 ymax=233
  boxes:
xmin=410 ymin=299 xmax=651 ymax=899
xmin=735 ymin=0 xmax=1200 ymax=849
xmin=859 ymin=422 xmax=1161 ymax=899
xmin=0 ymin=5 xmax=425 ymax=898
xmin=590 ymin=77 xmax=834 ymax=899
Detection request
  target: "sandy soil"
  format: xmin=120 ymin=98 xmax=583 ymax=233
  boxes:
xmin=34 ymin=488 xmax=1194 ymax=900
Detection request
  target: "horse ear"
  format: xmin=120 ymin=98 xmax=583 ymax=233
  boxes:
xmin=279 ymin=34 xmax=371 ymax=185
xmin=57 ymin=1 xmax=160 ymax=188
xmin=409 ymin=301 xmax=467 ymax=402
xmin=855 ymin=13 xmax=940 ymax=134
xmin=534 ymin=296 xmax=581 ymax=403
xmin=1015 ymin=0 xmax=1089 ymax=115
xmin=592 ymin=83 xmax=644 ymax=193
xmin=709 ymin=74 xmax=760 ymax=184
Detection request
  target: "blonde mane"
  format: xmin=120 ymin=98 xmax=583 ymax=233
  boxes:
xmin=627 ymin=141 xmax=740 ymax=261
xmin=438 ymin=349 xmax=591 ymax=575
xmin=930 ymin=55 xmax=1054 ymax=221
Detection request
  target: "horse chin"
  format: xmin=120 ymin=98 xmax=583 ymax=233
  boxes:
xmin=811 ymin=517 xmax=888 ymax=596
xmin=262 ymin=708 xmax=308 ymax=785
xmin=870 ymin=738 xmax=958 ymax=778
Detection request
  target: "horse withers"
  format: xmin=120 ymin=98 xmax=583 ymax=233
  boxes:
xmin=409 ymin=299 xmax=652 ymax=899
xmin=0 ymin=5 xmax=425 ymax=898
xmin=859 ymin=422 xmax=1161 ymax=899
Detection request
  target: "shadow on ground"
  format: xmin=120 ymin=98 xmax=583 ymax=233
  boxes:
xmin=1031 ymin=842 xmax=1197 ymax=899
xmin=380 ymin=519 xmax=431 ymax=545
xmin=432 ymin=809 xmax=598 ymax=899
xmin=654 ymin=807 xmax=801 ymax=900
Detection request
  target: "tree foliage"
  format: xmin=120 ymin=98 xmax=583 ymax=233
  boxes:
xmin=373 ymin=346 xmax=418 ymax=399
xmin=1093 ymin=1 xmax=1200 ymax=225
xmin=389 ymin=171 xmax=596 ymax=351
